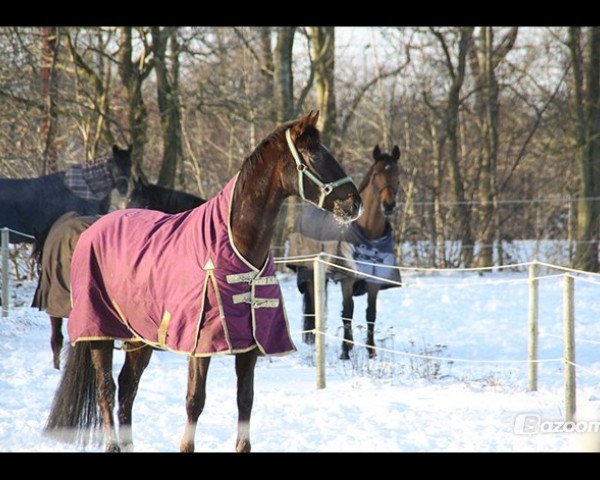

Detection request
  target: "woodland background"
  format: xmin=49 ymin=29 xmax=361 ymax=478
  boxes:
xmin=1 ymin=27 xmax=600 ymax=270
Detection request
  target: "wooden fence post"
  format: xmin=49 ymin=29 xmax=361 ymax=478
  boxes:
xmin=314 ymin=252 xmax=327 ymax=390
xmin=563 ymin=274 xmax=576 ymax=422
xmin=528 ymin=261 xmax=539 ymax=391
xmin=1 ymin=228 xmax=9 ymax=318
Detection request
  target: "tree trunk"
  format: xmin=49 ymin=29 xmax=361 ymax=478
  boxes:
xmin=152 ymin=27 xmax=183 ymax=189
xmin=272 ymin=27 xmax=296 ymax=262
xmin=274 ymin=27 xmax=295 ymax=123
xmin=118 ymin=27 xmax=152 ymax=182
xmin=447 ymin=28 xmax=475 ymax=267
xmin=40 ymin=26 xmax=59 ymax=173
xmin=570 ymin=27 xmax=600 ymax=272
xmin=309 ymin=27 xmax=336 ymax=147
xmin=258 ymin=27 xmax=275 ymax=122
xmin=472 ymin=27 xmax=518 ymax=268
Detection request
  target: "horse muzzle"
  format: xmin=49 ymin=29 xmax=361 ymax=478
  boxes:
xmin=382 ymin=202 xmax=396 ymax=219
xmin=333 ymin=196 xmax=363 ymax=224
xmin=115 ymin=177 xmax=130 ymax=197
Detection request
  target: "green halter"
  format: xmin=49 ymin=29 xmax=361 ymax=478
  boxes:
xmin=285 ymin=128 xmax=353 ymax=209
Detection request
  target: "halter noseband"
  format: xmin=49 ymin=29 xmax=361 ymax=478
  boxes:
xmin=285 ymin=128 xmax=353 ymax=209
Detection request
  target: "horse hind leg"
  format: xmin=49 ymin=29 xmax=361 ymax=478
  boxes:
xmin=117 ymin=342 xmax=153 ymax=452
xmin=180 ymin=356 xmax=211 ymax=453
xmin=235 ymin=348 xmax=258 ymax=453
xmin=89 ymin=341 xmax=120 ymax=452
xmin=50 ymin=316 xmax=64 ymax=370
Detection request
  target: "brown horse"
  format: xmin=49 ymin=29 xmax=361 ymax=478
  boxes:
xmin=339 ymin=145 xmax=400 ymax=359
xmin=44 ymin=111 xmax=362 ymax=452
xmin=31 ymin=183 xmax=205 ymax=370
xmin=289 ymin=145 xmax=401 ymax=359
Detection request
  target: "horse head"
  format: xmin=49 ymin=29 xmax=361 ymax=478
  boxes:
xmin=370 ymin=144 xmax=400 ymax=218
xmin=108 ymin=145 xmax=132 ymax=198
xmin=125 ymin=176 xmax=150 ymax=209
xmin=283 ymin=111 xmax=362 ymax=223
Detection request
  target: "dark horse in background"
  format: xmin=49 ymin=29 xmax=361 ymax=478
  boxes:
xmin=31 ymin=179 xmax=205 ymax=369
xmin=0 ymin=145 xmax=132 ymax=244
xmin=126 ymin=177 xmax=205 ymax=213
xmin=288 ymin=145 xmax=402 ymax=359
xmin=44 ymin=111 xmax=362 ymax=452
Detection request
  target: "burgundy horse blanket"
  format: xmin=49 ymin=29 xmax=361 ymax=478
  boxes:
xmin=287 ymin=204 xmax=402 ymax=295
xmin=68 ymin=174 xmax=296 ymax=357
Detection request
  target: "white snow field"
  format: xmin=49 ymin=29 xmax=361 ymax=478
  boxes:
xmin=1 ymin=265 xmax=600 ymax=452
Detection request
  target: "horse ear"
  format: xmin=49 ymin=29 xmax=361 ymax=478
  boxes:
xmin=291 ymin=110 xmax=320 ymax=140
xmin=112 ymin=144 xmax=122 ymax=156
xmin=391 ymin=145 xmax=401 ymax=162
xmin=372 ymin=145 xmax=381 ymax=161
xmin=127 ymin=144 xmax=132 ymax=153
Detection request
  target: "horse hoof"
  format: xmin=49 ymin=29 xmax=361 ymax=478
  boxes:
xmin=105 ymin=442 xmax=121 ymax=453
xmin=368 ymin=351 xmax=377 ymax=359
xmin=121 ymin=442 xmax=134 ymax=453
xmin=340 ymin=351 xmax=350 ymax=360
xmin=303 ymin=333 xmax=315 ymax=345
xmin=180 ymin=442 xmax=195 ymax=453
xmin=236 ymin=439 xmax=251 ymax=453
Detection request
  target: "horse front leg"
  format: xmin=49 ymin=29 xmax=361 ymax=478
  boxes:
xmin=303 ymin=277 xmax=316 ymax=345
xmin=89 ymin=340 xmax=119 ymax=452
xmin=340 ymin=279 xmax=355 ymax=360
xmin=117 ymin=342 xmax=153 ymax=452
xmin=50 ymin=316 xmax=64 ymax=370
xmin=179 ymin=356 xmax=211 ymax=453
xmin=235 ymin=348 xmax=258 ymax=452
xmin=366 ymin=284 xmax=379 ymax=359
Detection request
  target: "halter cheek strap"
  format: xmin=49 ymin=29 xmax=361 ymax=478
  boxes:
xmin=285 ymin=128 xmax=353 ymax=209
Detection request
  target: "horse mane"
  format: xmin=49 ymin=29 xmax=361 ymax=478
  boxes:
xmin=357 ymin=163 xmax=376 ymax=194
xmin=236 ymin=119 xmax=321 ymax=192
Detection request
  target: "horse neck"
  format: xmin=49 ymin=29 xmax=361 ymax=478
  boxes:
xmin=355 ymin=184 xmax=386 ymax=240
xmin=231 ymin=155 xmax=286 ymax=269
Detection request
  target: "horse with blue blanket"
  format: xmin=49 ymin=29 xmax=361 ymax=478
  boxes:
xmin=288 ymin=145 xmax=402 ymax=359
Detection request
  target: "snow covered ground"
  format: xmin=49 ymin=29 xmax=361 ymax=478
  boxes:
xmin=1 ymin=266 xmax=600 ymax=452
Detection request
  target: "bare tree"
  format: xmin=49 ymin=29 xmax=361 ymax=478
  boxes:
xmin=151 ymin=27 xmax=183 ymax=188
xmin=118 ymin=27 xmax=154 ymax=180
xmin=469 ymin=27 xmax=518 ymax=267
xmin=39 ymin=26 xmax=59 ymax=173
xmin=430 ymin=27 xmax=475 ymax=267
xmin=309 ymin=27 xmax=336 ymax=146
xmin=65 ymin=27 xmax=116 ymax=160
xmin=569 ymin=27 xmax=600 ymax=271
xmin=274 ymin=27 xmax=295 ymax=123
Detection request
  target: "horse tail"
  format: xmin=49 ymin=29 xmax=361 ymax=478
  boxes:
xmin=30 ymin=224 xmax=53 ymax=275
xmin=44 ymin=342 xmax=102 ymax=446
